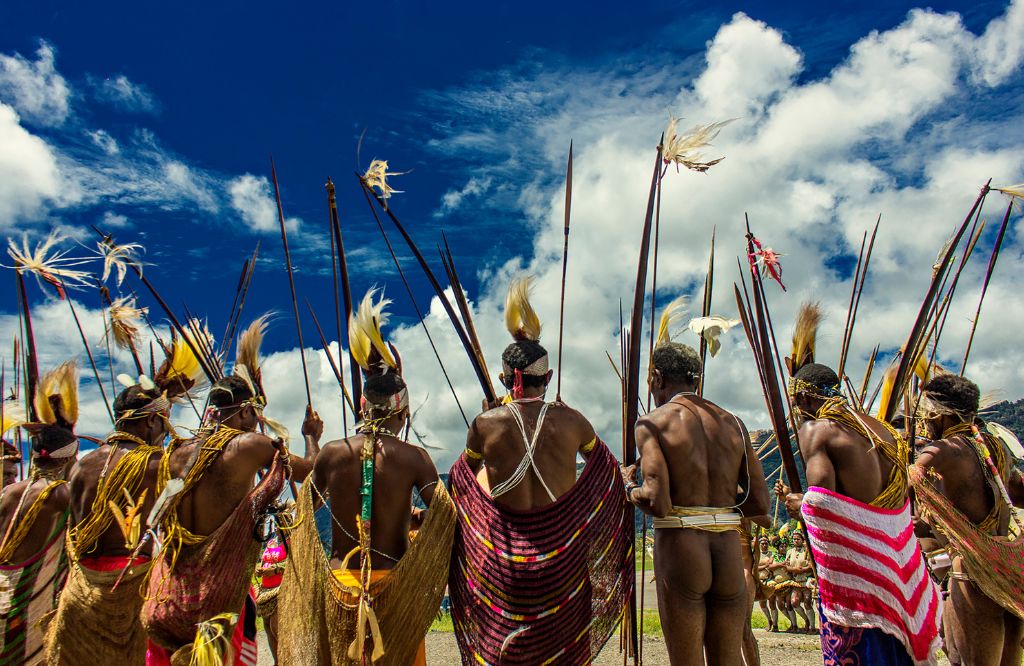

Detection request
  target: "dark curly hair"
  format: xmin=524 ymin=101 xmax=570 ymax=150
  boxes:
xmin=363 ymin=372 xmax=406 ymax=404
xmin=652 ymin=342 xmax=702 ymax=385
xmin=501 ymin=340 xmax=549 ymax=389
xmin=113 ymin=385 xmax=162 ymax=419
xmin=209 ymin=375 xmax=255 ymax=409
xmin=921 ymin=374 xmax=980 ymax=417
xmin=794 ymin=363 xmax=840 ymax=392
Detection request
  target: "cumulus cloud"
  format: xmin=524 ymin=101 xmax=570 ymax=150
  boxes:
xmin=227 ymin=174 xmax=301 ymax=234
xmin=434 ymin=176 xmax=493 ymax=217
xmin=89 ymin=74 xmax=159 ymax=114
xmin=0 ymin=104 xmax=61 ymax=224
xmin=0 ymin=41 xmax=70 ymax=127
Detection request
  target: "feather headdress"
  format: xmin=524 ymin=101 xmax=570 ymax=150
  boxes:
xmin=786 ymin=302 xmax=823 ymax=377
xmin=349 ymin=290 xmax=397 ymax=374
xmin=106 ymin=296 xmax=147 ymax=351
xmin=33 ymin=362 xmax=79 ymax=430
xmin=154 ymin=320 xmax=212 ymax=400
xmin=662 ymin=117 xmax=734 ymax=174
xmin=363 ymin=159 xmax=406 ymax=200
xmin=655 ymin=295 xmax=689 ymax=347
xmin=1 ymin=403 xmax=25 ymax=437
xmin=234 ymin=314 xmax=271 ymax=398
xmin=504 ymin=277 xmax=542 ymax=342
xmin=6 ymin=231 xmax=92 ymax=299
xmin=96 ymin=240 xmax=143 ymax=287
xmin=687 ymin=315 xmax=740 ymax=358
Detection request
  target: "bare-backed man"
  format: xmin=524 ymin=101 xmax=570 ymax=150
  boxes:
xmin=913 ymin=374 xmax=1024 ymax=665
xmin=779 ymin=362 xmax=941 ymax=664
xmin=622 ymin=341 xmax=769 ymax=665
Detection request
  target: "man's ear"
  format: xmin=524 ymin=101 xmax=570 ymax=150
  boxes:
xmin=651 ymin=369 xmax=663 ymax=390
xmin=545 ymin=369 xmax=554 ymax=384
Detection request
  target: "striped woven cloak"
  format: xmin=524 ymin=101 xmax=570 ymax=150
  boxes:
xmin=141 ymin=456 xmax=286 ymax=662
xmin=0 ymin=512 xmax=68 ymax=666
xmin=449 ymin=440 xmax=632 ymax=666
xmin=801 ymin=486 xmax=941 ymax=666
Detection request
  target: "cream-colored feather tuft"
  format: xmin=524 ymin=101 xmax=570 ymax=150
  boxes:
xmin=655 ymin=295 xmax=689 ymax=347
xmin=1 ymin=403 xmax=26 ymax=436
xmin=106 ymin=297 xmax=147 ymax=351
xmin=34 ymin=361 xmax=79 ymax=429
xmin=789 ymin=301 xmax=823 ymax=376
xmin=504 ymin=277 xmax=542 ymax=342
xmin=6 ymin=231 xmax=92 ymax=294
xmin=96 ymin=240 xmax=143 ymax=286
xmin=235 ymin=314 xmax=271 ymax=392
xmin=662 ymin=117 xmax=735 ymax=173
xmin=363 ymin=159 xmax=406 ymax=200
xmin=687 ymin=315 xmax=740 ymax=357
xmin=349 ymin=289 xmax=397 ymax=372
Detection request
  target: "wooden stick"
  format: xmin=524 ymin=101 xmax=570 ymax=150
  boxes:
xmin=645 ymin=176 xmax=663 ymax=413
xmin=440 ymin=234 xmax=494 ymax=396
xmin=961 ymin=201 xmax=1013 ymax=374
xmin=15 ymin=271 xmax=39 ymax=420
xmin=326 ymin=193 xmax=349 ymax=436
xmin=327 ymin=178 xmax=362 ymax=415
xmin=305 ymin=300 xmax=356 ymax=414
xmin=859 ymin=344 xmax=879 ymax=406
xmin=64 ymin=294 xmax=115 ymax=424
xmin=697 ymin=228 xmax=716 ymax=396
xmin=556 ymin=142 xmax=573 ymax=403
xmin=269 ymin=158 xmax=312 ymax=407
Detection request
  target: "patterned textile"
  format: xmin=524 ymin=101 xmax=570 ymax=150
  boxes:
xmin=44 ymin=554 xmax=152 ymax=665
xmin=820 ymin=609 xmax=914 ymax=666
xmin=802 ymin=487 xmax=941 ymax=665
xmin=911 ymin=465 xmax=1024 ymax=620
xmin=141 ymin=455 xmax=285 ymax=659
xmin=0 ymin=513 xmax=68 ymax=666
xmin=449 ymin=441 xmax=633 ymax=666
xmin=276 ymin=480 xmax=455 ymax=665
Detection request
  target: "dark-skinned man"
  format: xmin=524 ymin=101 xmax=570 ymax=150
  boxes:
xmin=278 ymin=289 xmax=456 ymax=666
xmin=911 ymin=374 xmax=1024 ymax=666
xmin=0 ymin=363 xmax=78 ymax=664
xmin=449 ymin=277 xmax=633 ymax=665
xmin=141 ymin=317 xmax=320 ymax=666
xmin=777 ymin=339 xmax=942 ymax=664
xmin=622 ymin=322 xmax=769 ymax=666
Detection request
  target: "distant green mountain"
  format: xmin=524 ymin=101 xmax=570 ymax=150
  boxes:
xmin=984 ymin=399 xmax=1024 ymax=439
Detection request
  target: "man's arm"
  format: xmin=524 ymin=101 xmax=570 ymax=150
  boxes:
xmin=464 ymin=417 xmax=486 ymax=473
xmin=413 ymin=447 xmax=441 ymax=508
xmin=289 ymin=406 xmax=323 ymax=483
xmin=737 ymin=419 xmax=770 ymax=517
xmin=626 ymin=418 xmax=672 ymax=518
xmin=780 ymin=422 xmax=836 ymax=519
xmin=1009 ymin=468 xmax=1024 ymax=507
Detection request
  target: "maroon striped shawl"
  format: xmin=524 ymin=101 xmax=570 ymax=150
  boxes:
xmin=449 ymin=441 xmax=632 ymax=665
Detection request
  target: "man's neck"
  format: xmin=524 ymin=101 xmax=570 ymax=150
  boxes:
xmin=658 ymin=384 xmax=697 ymax=407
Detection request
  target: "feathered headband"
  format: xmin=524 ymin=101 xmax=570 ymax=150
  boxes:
xmin=503 ymin=276 xmax=548 ymax=380
xmin=115 ymin=319 xmax=211 ymax=419
xmin=25 ymin=362 xmax=80 ymax=459
xmin=349 ymin=289 xmax=400 ymax=377
xmin=232 ymin=314 xmax=271 ymax=404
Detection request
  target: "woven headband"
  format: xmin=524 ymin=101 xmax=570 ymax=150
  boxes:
xmin=116 ymin=393 xmax=172 ymax=422
xmin=788 ymin=377 xmax=842 ymax=400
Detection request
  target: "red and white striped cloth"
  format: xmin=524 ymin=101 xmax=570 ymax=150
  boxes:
xmin=801 ymin=486 xmax=942 ymax=666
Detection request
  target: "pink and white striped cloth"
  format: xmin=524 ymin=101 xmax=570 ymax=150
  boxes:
xmin=801 ymin=486 xmax=942 ymax=666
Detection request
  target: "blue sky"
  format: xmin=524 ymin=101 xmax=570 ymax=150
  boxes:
xmin=2 ymin=0 xmax=1024 ymax=462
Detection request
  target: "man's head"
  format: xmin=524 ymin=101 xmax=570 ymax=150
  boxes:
xmin=649 ymin=342 xmax=702 ymax=406
xmin=113 ymin=385 xmax=169 ymax=445
xmin=500 ymin=340 xmax=552 ymax=399
xmin=208 ymin=375 xmax=260 ymax=432
xmin=918 ymin=374 xmax=980 ymax=439
xmin=789 ymin=363 xmax=841 ymax=421
xmin=30 ymin=424 xmax=78 ymax=471
xmin=362 ymin=371 xmax=409 ymax=431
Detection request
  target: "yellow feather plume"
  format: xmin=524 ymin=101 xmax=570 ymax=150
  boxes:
xmin=349 ymin=289 xmax=396 ymax=372
xmin=34 ymin=361 xmax=79 ymax=429
xmin=1 ymin=403 xmax=26 ymax=436
xmin=235 ymin=314 xmax=271 ymax=392
xmin=504 ymin=277 xmax=542 ymax=342
xmin=876 ymin=362 xmax=899 ymax=421
xmin=789 ymin=302 xmax=823 ymax=377
xmin=655 ymin=295 xmax=689 ymax=347
xmin=156 ymin=321 xmax=211 ymax=400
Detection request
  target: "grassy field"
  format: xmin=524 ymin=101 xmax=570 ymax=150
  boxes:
xmin=431 ymin=608 xmax=800 ymax=635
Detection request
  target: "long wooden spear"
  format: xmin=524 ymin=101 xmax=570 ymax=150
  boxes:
xmin=327 ymin=178 xmax=362 ymax=415
xmin=961 ymin=201 xmax=1013 ymax=374
xmin=439 ymin=235 xmax=494 ymax=399
xmin=556 ymin=142 xmax=573 ymax=403
xmin=269 ymin=158 xmax=312 ymax=407
xmin=837 ymin=216 xmax=879 ymax=381
xmin=65 ymin=293 xmax=115 ymax=424
xmin=697 ymin=228 xmax=716 ymax=396
xmin=305 ymin=300 xmax=356 ymax=415
xmin=859 ymin=344 xmax=880 ymax=406
xmin=14 ymin=271 xmax=39 ymax=420
xmin=883 ymin=181 xmax=990 ymax=423
xmin=359 ymin=176 xmax=496 ymax=404
xmin=326 ymin=189 xmax=349 ymax=436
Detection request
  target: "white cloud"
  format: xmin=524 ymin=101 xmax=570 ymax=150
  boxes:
xmin=435 ymin=176 xmax=493 ymax=217
xmin=100 ymin=211 xmax=130 ymax=229
xmin=86 ymin=129 xmax=119 ymax=155
xmin=90 ymin=74 xmax=159 ymax=114
xmin=0 ymin=41 xmax=70 ymax=127
xmin=0 ymin=103 xmax=61 ymax=225
xmin=227 ymin=174 xmax=302 ymax=234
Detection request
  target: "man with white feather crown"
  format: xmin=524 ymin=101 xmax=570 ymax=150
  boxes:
xmin=44 ymin=329 xmax=205 ymax=665
xmin=449 ymin=277 xmax=633 ymax=665
xmin=0 ymin=362 xmax=80 ymax=666
xmin=140 ymin=316 xmax=321 ymax=666
xmin=621 ymin=296 xmax=770 ymax=666
xmin=277 ymin=288 xmax=456 ymax=666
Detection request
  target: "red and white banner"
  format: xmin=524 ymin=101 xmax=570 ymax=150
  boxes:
xmin=802 ymin=486 xmax=942 ymax=665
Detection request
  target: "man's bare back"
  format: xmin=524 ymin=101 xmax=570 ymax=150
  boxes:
xmin=69 ymin=445 xmax=162 ymax=557
xmin=0 ymin=476 xmax=70 ymax=563
xmin=795 ymin=415 xmax=897 ymax=504
xmin=312 ymin=433 xmax=439 ymax=571
xmin=466 ymin=401 xmax=596 ymax=511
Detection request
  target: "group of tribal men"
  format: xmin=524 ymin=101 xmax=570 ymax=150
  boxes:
xmin=0 ymin=269 xmax=1022 ymax=666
